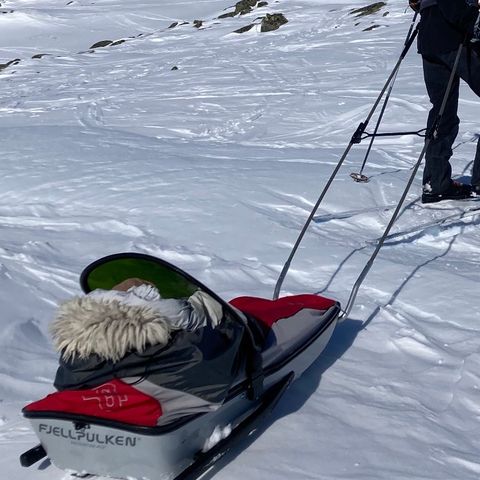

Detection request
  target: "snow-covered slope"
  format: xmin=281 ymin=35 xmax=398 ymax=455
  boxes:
xmin=1 ymin=1 xmax=480 ymax=479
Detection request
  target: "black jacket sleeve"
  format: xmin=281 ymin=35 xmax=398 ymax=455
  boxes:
xmin=436 ymin=0 xmax=479 ymax=36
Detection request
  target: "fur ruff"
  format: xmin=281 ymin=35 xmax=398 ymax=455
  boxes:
xmin=50 ymin=296 xmax=172 ymax=362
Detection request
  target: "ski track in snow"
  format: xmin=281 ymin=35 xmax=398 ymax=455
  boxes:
xmin=1 ymin=1 xmax=480 ymax=479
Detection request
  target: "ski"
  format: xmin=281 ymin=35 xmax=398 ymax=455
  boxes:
xmin=379 ymin=204 xmax=480 ymax=244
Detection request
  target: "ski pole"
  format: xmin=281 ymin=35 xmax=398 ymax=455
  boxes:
xmin=340 ymin=39 xmax=464 ymax=320
xmin=273 ymin=15 xmax=420 ymax=300
xmin=351 ymin=11 xmax=420 ymax=183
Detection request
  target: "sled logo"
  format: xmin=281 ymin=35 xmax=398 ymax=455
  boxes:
xmin=38 ymin=424 xmax=140 ymax=447
xmin=82 ymin=382 xmax=129 ymax=410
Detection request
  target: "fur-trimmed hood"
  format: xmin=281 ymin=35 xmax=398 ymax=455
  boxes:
xmin=50 ymin=296 xmax=173 ymax=362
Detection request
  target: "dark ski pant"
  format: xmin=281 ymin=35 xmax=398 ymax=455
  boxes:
xmin=422 ymin=46 xmax=480 ymax=193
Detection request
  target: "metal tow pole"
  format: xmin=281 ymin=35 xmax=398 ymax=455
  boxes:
xmin=273 ymin=15 xmax=420 ymax=300
xmin=340 ymin=39 xmax=465 ymax=320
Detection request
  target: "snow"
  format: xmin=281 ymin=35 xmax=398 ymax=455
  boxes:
xmin=203 ymin=424 xmax=233 ymax=453
xmin=1 ymin=0 xmax=480 ymax=479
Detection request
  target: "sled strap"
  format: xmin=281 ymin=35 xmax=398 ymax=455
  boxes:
xmin=248 ymin=354 xmax=264 ymax=401
xmin=242 ymin=316 xmax=265 ymax=400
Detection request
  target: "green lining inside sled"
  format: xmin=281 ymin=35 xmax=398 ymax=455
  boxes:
xmin=80 ymin=253 xmax=200 ymax=299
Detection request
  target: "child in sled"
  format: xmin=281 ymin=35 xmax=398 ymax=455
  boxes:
xmin=50 ymin=278 xmax=224 ymax=363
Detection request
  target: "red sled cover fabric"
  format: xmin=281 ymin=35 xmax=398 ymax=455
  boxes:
xmin=229 ymin=294 xmax=336 ymax=328
xmin=24 ymin=379 xmax=162 ymax=426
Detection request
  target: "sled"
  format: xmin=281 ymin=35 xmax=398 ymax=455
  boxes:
xmin=21 ymin=252 xmax=341 ymax=480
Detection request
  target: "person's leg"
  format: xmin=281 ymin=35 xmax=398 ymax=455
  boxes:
xmin=439 ymin=47 xmax=480 ymax=187
xmin=422 ymin=55 xmax=460 ymax=194
xmin=448 ymin=47 xmax=480 ymax=96
xmin=472 ymin=137 xmax=480 ymax=187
